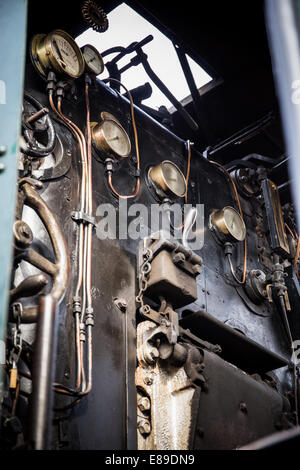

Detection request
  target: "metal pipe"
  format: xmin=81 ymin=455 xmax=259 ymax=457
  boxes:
xmin=265 ymin=0 xmax=300 ymax=226
xmin=29 ymin=294 xmax=57 ymax=449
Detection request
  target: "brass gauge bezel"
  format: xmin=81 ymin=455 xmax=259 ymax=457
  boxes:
xmin=148 ymin=160 xmax=187 ymax=200
xmin=30 ymin=30 xmax=85 ymax=79
xmin=91 ymin=119 xmax=131 ymax=159
xmin=100 ymin=112 xmax=122 ymax=126
xmin=81 ymin=44 xmax=104 ymax=75
xmin=209 ymin=206 xmax=246 ymax=243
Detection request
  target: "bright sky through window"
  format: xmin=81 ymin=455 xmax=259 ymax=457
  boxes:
xmin=76 ymin=2 xmax=212 ymax=110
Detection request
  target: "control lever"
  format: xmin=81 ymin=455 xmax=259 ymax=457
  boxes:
xmin=10 ymin=274 xmax=48 ymax=303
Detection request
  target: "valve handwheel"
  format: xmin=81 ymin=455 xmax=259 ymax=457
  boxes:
xmin=11 ymin=178 xmax=70 ymax=321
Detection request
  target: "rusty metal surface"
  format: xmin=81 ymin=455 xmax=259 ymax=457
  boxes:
xmin=136 ymin=321 xmax=200 ymax=450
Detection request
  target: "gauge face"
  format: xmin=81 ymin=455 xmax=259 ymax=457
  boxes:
xmin=101 ymin=120 xmax=131 ymax=157
xmin=149 ymin=161 xmax=187 ymax=199
xmin=161 ymin=161 xmax=187 ymax=197
xmin=82 ymin=45 xmax=104 ymax=75
xmin=30 ymin=30 xmax=84 ymax=79
xmin=211 ymin=206 xmax=246 ymax=242
xmin=92 ymin=119 xmax=131 ymax=158
xmin=223 ymin=207 xmax=246 ymax=241
xmin=50 ymin=32 xmax=83 ymax=78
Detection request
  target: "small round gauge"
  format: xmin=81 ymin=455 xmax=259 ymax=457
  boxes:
xmin=81 ymin=44 xmax=104 ymax=75
xmin=91 ymin=119 xmax=131 ymax=158
xmin=149 ymin=161 xmax=187 ymax=200
xmin=210 ymin=206 xmax=246 ymax=243
xmin=30 ymin=30 xmax=85 ymax=79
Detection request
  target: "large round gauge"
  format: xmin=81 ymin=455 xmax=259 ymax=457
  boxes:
xmin=81 ymin=44 xmax=104 ymax=75
xmin=30 ymin=30 xmax=85 ymax=79
xmin=91 ymin=118 xmax=131 ymax=158
xmin=149 ymin=161 xmax=187 ymax=200
xmin=210 ymin=206 xmax=246 ymax=243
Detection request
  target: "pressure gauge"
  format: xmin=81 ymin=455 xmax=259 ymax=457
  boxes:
xmin=91 ymin=118 xmax=131 ymax=159
xmin=30 ymin=30 xmax=85 ymax=79
xmin=210 ymin=206 xmax=246 ymax=243
xmin=148 ymin=161 xmax=187 ymax=200
xmin=81 ymin=44 xmax=104 ymax=75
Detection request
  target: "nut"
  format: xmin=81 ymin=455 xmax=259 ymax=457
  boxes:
xmin=138 ymin=418 xmax=151 ymax=435
xmin=173 ymin=252 xmax=185 ymax=264
xmin=114 ymin=298 xmax=127 ymax=313
xmin=138 ymin=397 xmax=151 ymax=412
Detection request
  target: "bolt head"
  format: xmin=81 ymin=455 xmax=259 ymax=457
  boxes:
xmin=173 ymin=252 xmax=185 ymax=264
xmin=240 ymin=402 xmax=248 ymax=413
xmin=138 ymin=397 xmax=151 ymax=411
xmin=192 ymin=264 xmax=202 ymax=275
xmin=0 ymin=146 xmax=6 ymax=156
xmin=144 ymin=375 xmax=153 ymax=386
xmin=138 ymin=419 xmax=151 ymax=435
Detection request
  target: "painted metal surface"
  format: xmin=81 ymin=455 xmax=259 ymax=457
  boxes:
xmin=0 ymin=0 xmax=27 ymax=405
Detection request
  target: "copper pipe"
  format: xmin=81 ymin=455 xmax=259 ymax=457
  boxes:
xmin=49 ymin=93 xmax=87 ymax=298
xmin=85 ymin=84 xmax=93 ymax=310
xmin=75 ymin=312 xmax=82 ymax=389
xmin=50 ymin=86 xmax=94 ymax=397
xmin=294 ymin=236 xmax=300 ymax=270
xmin=104 ymin=78 xmax=141 ymax=199
xmin=285 ymin=223 xmax=296 ymax=240
xmin=49 ymin=92 xmax=87 ymax=390
xmin=107 ymin=172 xmax=141 ymax=199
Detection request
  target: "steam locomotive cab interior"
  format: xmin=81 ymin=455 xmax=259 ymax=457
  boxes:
xmin=1 ymin=0 xmax=300 ymax=451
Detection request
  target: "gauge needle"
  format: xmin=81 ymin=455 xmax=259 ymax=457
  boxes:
xmin=107 ymin=136 xmax=119 ymax=142
xmin=53 ymin=39 xmax=66 ymax=69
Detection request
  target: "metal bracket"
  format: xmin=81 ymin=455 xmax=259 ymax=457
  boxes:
xmin=71 ymin=211 xmax=96 ymax=228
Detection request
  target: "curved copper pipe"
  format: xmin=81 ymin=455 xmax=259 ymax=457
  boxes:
xmin=104 ymin=78 xmax=141 ymax=199
xmin=107 ymin=172 xmax=141 ymax=199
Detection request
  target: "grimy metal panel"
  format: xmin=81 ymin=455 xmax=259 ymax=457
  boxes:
xmin=20 ymin=66 xmax=295 ymax=448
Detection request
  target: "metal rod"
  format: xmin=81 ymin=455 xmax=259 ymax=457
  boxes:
xmin=25 ymin=107 xmax=49 ymax=125
xmin=29 ymin=294 xmax=57 ymax=449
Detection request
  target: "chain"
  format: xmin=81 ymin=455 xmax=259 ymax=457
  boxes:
xmin=23 ymin=154 xmax=33 ymax=177
xmin=136 ymin=249 xmax=153 ymax=309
